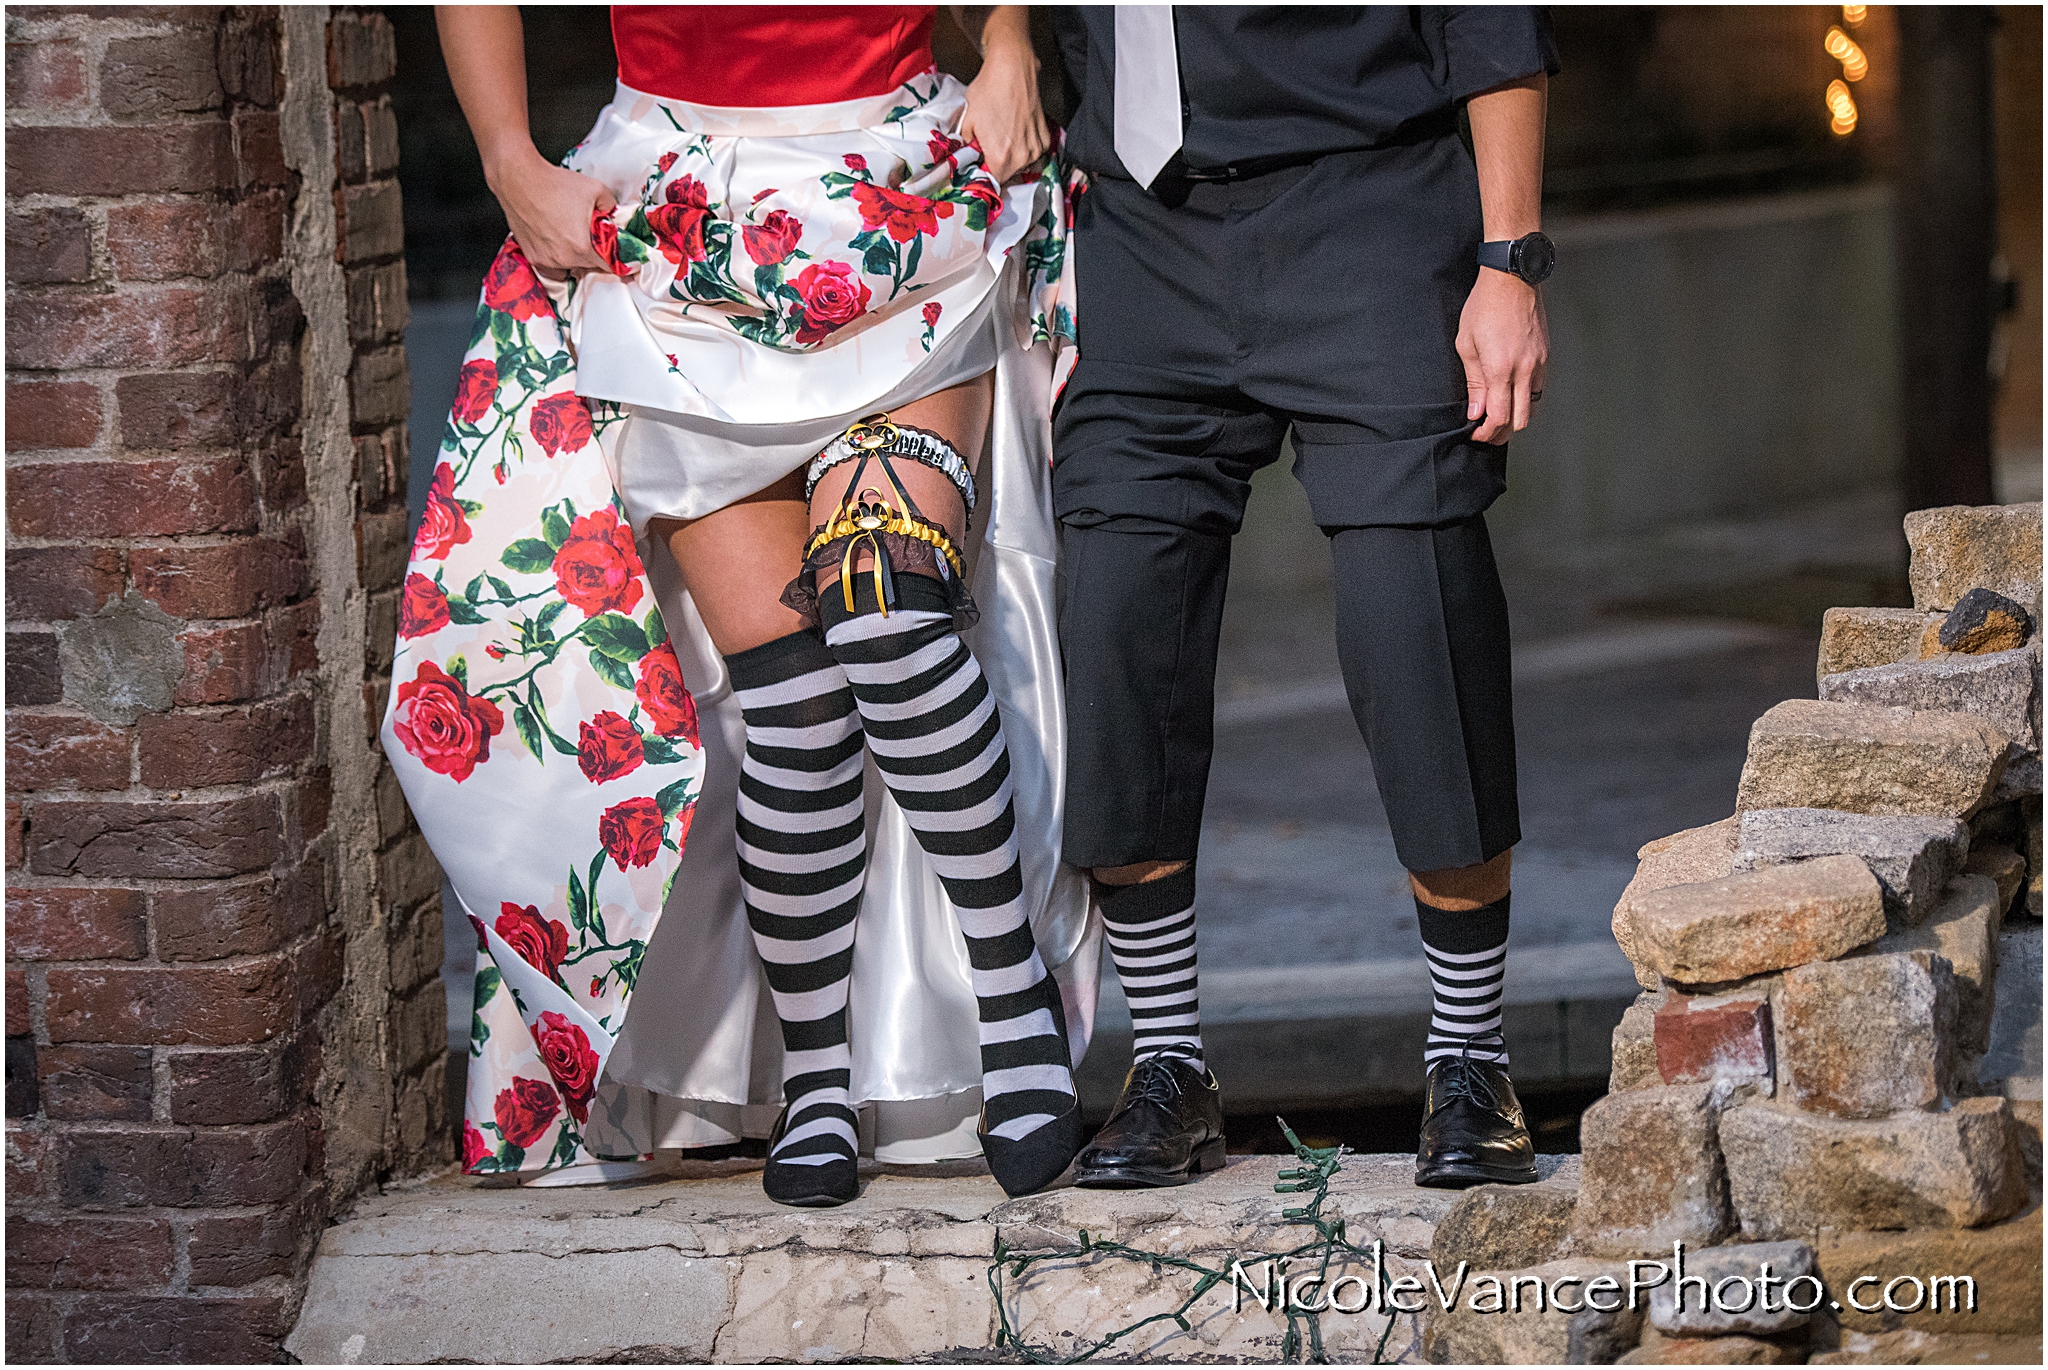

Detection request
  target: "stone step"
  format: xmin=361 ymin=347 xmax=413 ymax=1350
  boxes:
xmin=283 ymin=1153 xmax=1581 ymax=1364
xmin=1080 ymin=940 xmax=1639 ymax=1113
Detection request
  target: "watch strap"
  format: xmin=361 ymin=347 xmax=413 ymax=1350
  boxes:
xmin=1477 ymin=239 xmax=1516 ymax=274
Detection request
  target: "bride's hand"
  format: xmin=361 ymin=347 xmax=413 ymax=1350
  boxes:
xmin=486 ymin=146 xmax=616 ymax=274
xmin=959 ymin=8 xmax=1048 ymax=183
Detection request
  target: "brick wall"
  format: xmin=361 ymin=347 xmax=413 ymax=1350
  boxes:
xmin=4 ymin=7 xmax=444 ymax=1361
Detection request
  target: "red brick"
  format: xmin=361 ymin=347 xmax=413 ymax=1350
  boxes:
xmin=338 ymin=180 xmax=405 ymax=266
xmin=5 ymin=39 xmax=87 ymax=114
xmin=5 ymin=286 xmax=248 ymax=370
xmin=7 ymin=1215 xmax=174 ymax=1290
xmin=5 ymin=546 xmax=125 ymax=622
xmin=295 ymin=931 xmax=345 ymax=1025
xmin=345 ymin=259 xmax=408 ymax=344
xmin=172 ymin=621 xmax=264 ymax=706
xmin=45 ymin=954 xmax=299 ymax=1046
xmin=116 ymin=369 xmax=234 ymax=449
xmin=129 ymin=538 xmax=307 ymax=621
xmin=62 ymin=1293 xmax=290 ymax=1363
xmin=26 ymin=794 xmax=283 ymax=880
xmin=167 ymin=1032 xmax=315 ymax=1125
xmin=6 ymin=970 xmax=30 ymax=1037
xmin=55 ymin=1117 xmax=305 ymax=1209
xmin=5 ymin=1288 xmax=59 ymax=1363
xmin=391 ymin=981 xmax=446 ymax=1076
xmin=6 ymin=206 xmax=94 ymax=285
xmin=274 ymin=598 xmax=322 ymax=680
xmin=1654 ymin=994 xmax=1775 ymax=1086
xmin=138 ymin=694 xmax=312 ymax=789
xmin=4 ymin=379 xmax=101 ymax=451
xmin=188 ymin=1210 xmax=305 ymax=1288
xmin=106 ymin=191 xmax=285 ymax=283
xmin=5 ymin=715 xmax=131 ymax=792
xmin=5 ymin=887 xmax=147 ymax=962
xmin=153 ymin=870 xmax=316 ymax=962
xmin=99 ymin=31 xmax=224 ymax=117
xmin=35 ymin=1045 xmax=152 ymax=1121
xmin=298 ymin=765 xmax=333 ymax=842
xmin=5 ymin=122 xmax=236 ymax=197
xmin=232 ymin=108 xmax=287 ymax=190
xmin=5 ymin=803 xmax=19 ymax=871
xmin=356 ymin=505 xmax=409 ymax=590
xmin=5 ymin=632 xmax=63 ymax=706
xmin=217 ymin=16 xmax=279 ymax=108
xmin=8 ymin=458 xmax=257 ymax=539
xmin=327 ymin=10 xmax=397 ymax=89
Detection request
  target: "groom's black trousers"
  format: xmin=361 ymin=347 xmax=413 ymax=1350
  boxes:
xmin=1052 ymin=132 xmax=1521 ymax=875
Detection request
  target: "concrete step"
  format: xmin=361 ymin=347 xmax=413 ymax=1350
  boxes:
xmin=285 ymin=1152 xmax=1581 ymax=1364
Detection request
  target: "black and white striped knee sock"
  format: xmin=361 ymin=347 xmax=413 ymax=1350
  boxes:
xmin=726 ymin=629 xmax=868 ymax=1171
xmin=1417 ymin=893 xmax=1511 ymax=1066
xmin=822 ymin=579 xmax=1078 ymax=1143
xmin=1098 ymin=866 xmax=1204 ymax=1071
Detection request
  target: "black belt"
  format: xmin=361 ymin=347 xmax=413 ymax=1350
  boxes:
xmin=1174 ymin=151 xmax=1326 ymax=184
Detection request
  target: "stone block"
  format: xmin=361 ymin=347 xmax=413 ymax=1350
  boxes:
xmin=1612 ymin=991 xmax=1665 ymax=1092
xmin=1619 ymin=855 xmax=1886 ymax=986
xmin=1655 ymin=994 xmax=1773 ymax=1088
xmin=1861 ymin=875 xmax=2003 ymax=1057
xmin=1963 ymin=840 xmax=2027 ymax=913
xmin=1818 ymin=1206 xmax=2040 ymax=1336
xmin=1994 ymin=751 xmax=2042 ymax=804
xmin=1817 ymin=606 xmax=1936 ymax=682
xmin=1932 ymin=587 xmax=2036 ymax=656
xmin=1736 ymin=700 xmax=2009 ymax=819
xmin=1646 ymin=1240 xmax=1817 ymax=1338
xmin=1622 ymin=1327 xmax=1804 ymax=1363
xmin=1779 ymin=950 xmax=1961 ymax=1117
xmin=1429 ymin=1181 xmax=1578 ymax=1273
xmin=1422 ymin=1257 xmax=1642 ymax=1366
xmin=1573 ymin=1085 xmax=1734 ymax=1257
xmin=1616 ymin=819 xmax=1742 ymax=986
xmin=1719 ymin=1097 xmax=2027 ymax=1239
xmin=1734 ymin=807 xmax=1968 ymax=927
xmin=1820 ymin=643 xmax=2041 ymax=754
xmin=1980 ymin=925 xmax=2042 ymax=1095
xmin=1811 ymin=1329 xmax=2044 ymax=1364
xmin=1903 ymin=501 xmax=2043 ymax=615
xmin=2030 ymin=800 xmax=2043 ymax=917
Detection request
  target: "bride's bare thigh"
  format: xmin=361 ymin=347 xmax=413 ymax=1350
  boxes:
xmin=649 ymin=470 xmax=809 ymax=658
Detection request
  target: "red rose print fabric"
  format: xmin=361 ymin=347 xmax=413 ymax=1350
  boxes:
xmin=382 ymin=237 xmax=703 ymax=1176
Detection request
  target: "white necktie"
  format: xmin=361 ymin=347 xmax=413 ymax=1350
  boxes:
xmin=1113 ymin=6 xmax=1183 ymax=188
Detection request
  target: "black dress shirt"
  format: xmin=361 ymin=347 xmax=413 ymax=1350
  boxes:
xmin=1056 ymin=7 xmax=1559 ymax=180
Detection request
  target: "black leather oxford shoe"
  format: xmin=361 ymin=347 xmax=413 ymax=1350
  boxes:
xmin=1072 ymin=1046 xmax=1227 ymax=1188
xmin=1415 ymin=1043 xmax=1538 ymax=1189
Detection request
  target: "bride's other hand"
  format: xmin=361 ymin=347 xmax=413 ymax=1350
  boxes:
xmin=957 ymin=6 xmax=1048 ymax=182
xmin=436 ymin=4 xmax=613 ymax=273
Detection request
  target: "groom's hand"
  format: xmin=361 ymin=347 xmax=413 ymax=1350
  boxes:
xmin=1456 ymin=267 xmax=1548 ymax=445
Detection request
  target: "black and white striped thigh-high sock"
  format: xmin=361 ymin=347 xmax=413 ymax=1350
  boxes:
xmin=821 ymin=576 xmax=1081 ymax=1193
xmin=725 ymin=629 xmax=868 ymax=1204
xmin=1097 ymin=866 xmax=1203 ymax=1071
xmin=1417 ymin=893 xmax=1511 ymax=1066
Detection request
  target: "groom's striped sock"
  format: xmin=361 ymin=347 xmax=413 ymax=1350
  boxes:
xmin=1417 ymin=892 xmax=1511 ymax=1066
xmin=1097 ymin=865 xmax=1204 ymax=1071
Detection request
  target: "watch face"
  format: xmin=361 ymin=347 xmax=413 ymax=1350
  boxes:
xmin=1516 ymin=233 xmax=1556 ymax=285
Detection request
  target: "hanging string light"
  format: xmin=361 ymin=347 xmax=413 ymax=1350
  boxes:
xmin=1826 ymin=78 xmax=1859 ymax=136
xmin=1824 ymin=26 xmax=1870 ymax=80
xmin=1823 ymin=7 xmax=1871 ymax=137
xmin=1841 ymin=5 xmax=1867 ymax=27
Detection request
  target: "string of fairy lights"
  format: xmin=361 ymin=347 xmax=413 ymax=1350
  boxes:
xmin=1825 ymin=5 xmax=1870 ymax=136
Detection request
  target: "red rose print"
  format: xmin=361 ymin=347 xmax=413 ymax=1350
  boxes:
xmin=483 ymin=240 xmax=552 ymax=321
xmin=578 ymin=709 xmax=644 ymax=784
xmin=959 ymin=175 xmax=1003 ymax=217
xmin=929 ymin=130 xmax=966 ymax=166
xmin=398 ymin=572 xmax=451 ymax=639
xmin=494 ymin=1075 xmax=560 ymax=1149
xmin=922 ymin=301 xmax=943 ymax=328
xmin=656 ymin=151 xmax=678 ymax=175
xmin=673 ymin=800 xmax=695 ymax=853
xmin=648 ymin=175 xmax=711 ymax=265
xmin=590 ymin=975 xmax=604 ymax=998
xmin=634 ymin=646 xmax=698 ymax=744
xmin=589 ymin=210 xmax=631 ymax=277
xmin=494 ymin=901 xmax=570 ymax=984
xmin=529 ymin=391 xmax=594 ymax=458
xmin=462 ymin=1120 xmax=491 ymax=1170
xmin=599 ymin=795 xmax=665 ymax=870
xmin=413 ymin=462 xmax=472 ymax=560
xmin=792 ymin=260 xmax=873 ymax=345
xmin=843 ymin=153 xmax=868 ymax=172
xmin=742 ymin=209 xmax=802 ymax=267
xmin=852 ymin=181 xmax=951 ymax=244
xmin=534 ymin=1010 xmax=600 ymax=1124
xmin=551 ymin=508 xmax=644 ymax=617
xmin=451 ymin=358 xmax=496 ymax=425
xmin=391 ymin=661 xmax=504 ymax=782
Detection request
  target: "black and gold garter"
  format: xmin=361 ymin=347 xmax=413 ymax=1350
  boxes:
xmin=780 ymin=413 xmax=979 ymax=626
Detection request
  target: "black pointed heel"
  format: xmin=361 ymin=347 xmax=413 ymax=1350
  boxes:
xmin=979 ymin=1100 xmax=1088 ymax=1198
xmin=762 ymin=1105 xmax=859 ymax=1208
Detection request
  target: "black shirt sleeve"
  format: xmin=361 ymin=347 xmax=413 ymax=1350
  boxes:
xmin=1433 ymin=6 xmax=1560 ymax=104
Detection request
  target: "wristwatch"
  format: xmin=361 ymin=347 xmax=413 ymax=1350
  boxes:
xmin=1478 ymin=232 xmax=1555 ymax=285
